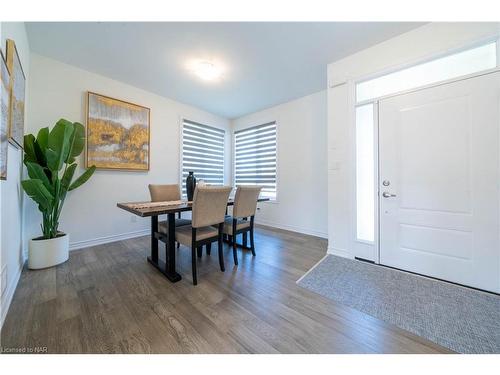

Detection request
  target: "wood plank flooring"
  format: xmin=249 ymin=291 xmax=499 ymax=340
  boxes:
xmin=0 ymin=225 xmax=451 ymax=353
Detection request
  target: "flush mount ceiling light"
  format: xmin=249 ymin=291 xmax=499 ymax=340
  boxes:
xmin=190 ymin=60 xmax=223 ymax=81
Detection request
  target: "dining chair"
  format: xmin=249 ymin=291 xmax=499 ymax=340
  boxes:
xmin=222 ymin=185 xmax=262 ymax=265
xmin=148 ymin=184 xmax=191 ymax=248
xmin=175 ymin=186 xmax=232 ymax=285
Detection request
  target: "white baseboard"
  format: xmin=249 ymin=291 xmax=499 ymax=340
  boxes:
xmin=69 ymin=228 xmax=150 ymax=251
xmin=255 ymin=218 xmax=328 ymax=239
xmin=327 ymin=245 xmax=353 ymax=259
xmin=1 ymin=259 xmax=24 ymax=329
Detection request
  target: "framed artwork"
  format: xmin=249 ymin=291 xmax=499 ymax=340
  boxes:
xmin=86 ymin=92 xmax=150 ymax=171
xmin=1 ymin=50 xmax=10 ymax=180
xmin=6 ymin=39 xmax=25 ymax=149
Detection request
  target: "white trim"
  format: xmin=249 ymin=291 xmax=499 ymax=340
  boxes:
xmin=374 ymin=101 xmax=381 ymax=264
xmin=255 ymin=219 xmax=327 ymax=239
xmin=296 ymin=254 xmax=329 ymax=284
xmin=69 ymin=229 xmax=150 ymax=251
xmin=497 ymin=37 xmax=500 ymax=67
xmin=0 ymin=259 xmax=24 ymax=329
xmin=326 ymin=245 xmax=353 ymax=259
xmin=178 ymin=116 xmax=184 ymax=187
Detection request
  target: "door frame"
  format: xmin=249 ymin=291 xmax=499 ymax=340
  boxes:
xmin=352 ymin=67 xmax=500 ymax=265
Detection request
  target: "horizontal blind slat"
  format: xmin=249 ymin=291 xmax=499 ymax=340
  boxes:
xmin=183 ymin=146 xmax=224 ymax=158
xmin=234 ymin=121 xmax=276 ymax=135
xmin=183 ymin=131 xmax=225 ymax=147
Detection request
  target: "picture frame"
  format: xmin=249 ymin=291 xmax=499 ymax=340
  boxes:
xmin=1 ymin=49 xmax=10 ymax=180
xmin=86 ymin=92 xmax=150 ymax=171
xmin=6 ymin=39 xmax=25 ymax=149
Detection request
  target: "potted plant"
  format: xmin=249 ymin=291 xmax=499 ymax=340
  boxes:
xmin=22 ymin=119 xmax=96 ymax=269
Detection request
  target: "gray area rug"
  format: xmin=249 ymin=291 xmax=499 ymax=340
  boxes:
xmin=297 ymin=255 xmax=500 ymax=353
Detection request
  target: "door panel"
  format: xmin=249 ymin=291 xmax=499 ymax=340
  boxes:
xmin=379 ymin=72 xmax=500 ymax=293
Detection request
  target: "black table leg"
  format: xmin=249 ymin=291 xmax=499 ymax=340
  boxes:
xmin=166 ymin=213 xmax=181 ymax=281
xmin=151 ymin=216 xmax=158 ymax=263
xmin=147 ymin=213 xmax=182 ymax=283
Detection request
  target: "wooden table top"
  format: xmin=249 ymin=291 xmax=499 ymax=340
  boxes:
xmin=117 ymin=198 xmax=270 ymax=217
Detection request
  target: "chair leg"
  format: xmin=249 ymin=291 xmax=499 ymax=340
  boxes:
xmin=197 ymin=246 xmax=203 ymax=258
xmin=250 ymin=216 xmax=256 ymax=256
xmin=218 ymin=224 xmax=225 ymax=272
xmin=232 ymin=219 xmax=238 ymax=265
xmin=191 ymin=229 xmax=198 ymax=285
xmin=249 ymin=229 xmax=256 ymax=256
xmin=206 ymin=242 xmax=211 ymax=255
xmin=242 ymin=232 xmax=248 ymax=247
xmin=191 ymin=246 xmax=198 ymax=285
xmin=177 ymin=241 xmax=180 ymax=249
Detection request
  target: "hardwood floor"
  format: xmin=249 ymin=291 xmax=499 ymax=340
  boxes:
xmin=1 ymin=225 xmax=451 ymax=353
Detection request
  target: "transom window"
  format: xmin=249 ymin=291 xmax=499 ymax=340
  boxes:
xmin=356 ymin=41 xmax=497 ymax=103
xmin=181 ymin=119 xmax=225 ymax=196
xmin=234 ymin=122 xmax=277 ymax=200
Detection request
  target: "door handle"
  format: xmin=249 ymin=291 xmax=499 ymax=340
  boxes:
xmin=382 ymin=192 xmax=397 ymax=198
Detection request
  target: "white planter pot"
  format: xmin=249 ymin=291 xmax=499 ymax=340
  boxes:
xmin=28 ymin=233 xmax=69 ymax=270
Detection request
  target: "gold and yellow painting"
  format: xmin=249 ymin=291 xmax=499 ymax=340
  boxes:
xmin=86 ymin=92 xmax=150 ymax=171
xmin=1 ymin=50 xmax=10 ymax=180
xmin=6 ymin=39 xmax=25 ymax=149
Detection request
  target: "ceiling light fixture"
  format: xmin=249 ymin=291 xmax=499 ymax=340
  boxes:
xmin=192 ymin=61 xmax=223 ymax=81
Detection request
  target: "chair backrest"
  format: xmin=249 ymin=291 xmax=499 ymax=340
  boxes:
xmin=192 ymin=186 xmax=232 ymax=228
xmin=148 ymin=184 xmax=181 ymax=202
xmin=233 ymin=185 xmax=262 ymax=218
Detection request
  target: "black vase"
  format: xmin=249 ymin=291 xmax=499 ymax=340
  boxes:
xmin=186 ymin=171 xmax=196 ymax=201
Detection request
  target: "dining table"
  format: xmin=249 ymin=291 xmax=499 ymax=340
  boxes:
xmin=117 ymin=197 xmax=269 ymax=283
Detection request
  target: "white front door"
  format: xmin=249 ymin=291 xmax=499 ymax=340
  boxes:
xmin=379 ymin=71 xmax=500 ymax=293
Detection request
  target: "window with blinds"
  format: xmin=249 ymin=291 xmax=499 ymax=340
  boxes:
xmin=181 ymin=119 xmax=225 ymax=196
xmin=234 ymin=121 xmax=277 ymax=200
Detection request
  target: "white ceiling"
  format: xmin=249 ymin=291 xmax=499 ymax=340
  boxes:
xmin=26 ymin=22 xmax=424 ymax=119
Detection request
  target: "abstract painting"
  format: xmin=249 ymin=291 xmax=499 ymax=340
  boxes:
xmin=86 ymin=92 xmax=150 ymax=171
xmin=6 ymin=39 xmax=25 ymax=149
xmin=1 ymin=50 xmax=9 ymax=180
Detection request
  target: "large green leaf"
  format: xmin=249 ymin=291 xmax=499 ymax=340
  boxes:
xmin=21 ymin=179 xmax=54 ymax=212
xmin=66 ymin=122 xmax=86 ymax=164
xmin=34 ymin=127 xmax=49 ymax=166
xmin=45 ymin=148 xmax=59 ymax=173
xmin=25 ymin=162 xmax=52 ymax=193
xmin=61 ymin=163 xmax=77 ymax=191
xmin=23 ymin=134 xmax=37 ymax=164
xmin=36 ymin=127 xmax=49 ymax=154
xmin=69 ymin=165 xmax=96 ymax=191
xmin=47 ymin=119 xmax=74 ymax=172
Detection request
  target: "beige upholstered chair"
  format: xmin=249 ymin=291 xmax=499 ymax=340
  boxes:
xmin=223 ymin=186 xmax=262 ymax=265
xmin=175 ymin=186 xmax=232 ymax=285
xmin=148 ymin=184 xmax=191 ymax=247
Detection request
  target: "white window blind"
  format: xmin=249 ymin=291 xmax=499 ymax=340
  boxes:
xmin=181 ymin=119 xmax=225 ymax=196
xmin=234 ymin=121 xmax=277 ymax=200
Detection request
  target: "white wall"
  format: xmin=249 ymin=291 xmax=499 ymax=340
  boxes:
xmin=327 ymin=22 xmax=500 ymax=260
xmin=0 ymin=22 xmax=30 ymax=327
xmin=231 ymin=90 xmax=328 ymax=238
xmin=25 ymin=53 xmax=231 ymax=251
